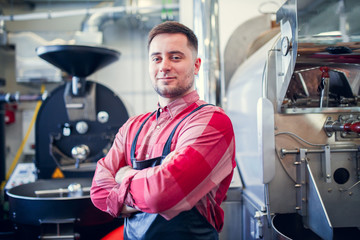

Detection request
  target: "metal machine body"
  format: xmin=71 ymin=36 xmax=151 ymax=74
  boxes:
xmin=7 ymin=178 xmax=118 ymax=240
xmin=227 ymin=0 xmax=360 ymax=239
xmin=35 ymin=45 xmax=129 ymax=179
xmin=6 ymin=45 xmax=129 ymax=239
xmin=35 ymin=80 xmax=128 ymax=179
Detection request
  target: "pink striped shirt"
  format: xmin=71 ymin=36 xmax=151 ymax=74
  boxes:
xmin=90 ymin=90 xmax=236 ymax=232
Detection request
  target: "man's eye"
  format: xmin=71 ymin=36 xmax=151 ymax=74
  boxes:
xmin=171 ymin=56 xmax=181 ymax=60
xmin=152 ymin=57 xmax=160 ymax=62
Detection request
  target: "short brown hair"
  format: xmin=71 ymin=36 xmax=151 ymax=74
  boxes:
xmin=147 ymin=21 xmax=198 ymax=54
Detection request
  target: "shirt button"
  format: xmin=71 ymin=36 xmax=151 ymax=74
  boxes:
xmin=146 ymin=154 xmax=149 ymax=158
xmin=159 ymin=109 xmax=163 ymax=113
xmin=156 ymin=125 xmax=160 ymax=129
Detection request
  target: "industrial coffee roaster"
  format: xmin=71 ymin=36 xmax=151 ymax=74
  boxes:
xmin=6 ymin=45 xmax=129 ymax=239
xmin=227 ymin=0 xmax=360 ymax=239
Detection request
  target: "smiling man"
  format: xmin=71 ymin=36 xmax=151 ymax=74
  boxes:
xmin=149 ymin=32 xmax=200 ymax=104
xmin=90 ymin=21 xmax=236 ymax=240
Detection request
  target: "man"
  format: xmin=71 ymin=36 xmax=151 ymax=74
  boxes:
xmin=90 ymin=21 xmax=236 ymax=240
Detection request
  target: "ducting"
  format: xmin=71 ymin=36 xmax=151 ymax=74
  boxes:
xmin=78 ymin=1 xmax=127 ymax=44
xmin=0 ymin=2 xmax=179 ymax=22
xmin=0 ymin=1 xmax=179 ymax=45
xmin=193 ymin=0 xmax=222 ymax=107
xmin=81 ymin=7 xmax=116 ymax=33
xmin=77 ymin=2 xmax=117 ymax=45
xmin=78 ymin=0 xmax=178 ymax=44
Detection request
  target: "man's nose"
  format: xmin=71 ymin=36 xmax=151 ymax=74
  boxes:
xmin=159 ymin=59 xmax=171 ymax=72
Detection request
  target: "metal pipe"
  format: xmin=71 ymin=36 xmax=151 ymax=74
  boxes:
xmin=193 ymin=0 xmax=222 ymax=106
xmin=280 ymin=147 xmax=360 ymax=156
xmin=0 ymin=103 xmax=5 ymax=185
xmin=0 ymin=4 xmax=179 ymax=22
xmin=34 ymin=187 xmax=90 ymax=196
xmin=0 ymin=92 xmax=47 ymax=103
xmin=81 ymin=5 xmax=115 ymax=32
xmin=0 ymin=19 xmax=6 ymax=45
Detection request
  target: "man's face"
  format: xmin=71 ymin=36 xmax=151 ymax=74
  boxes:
xmin=148 ymin=33 xmax=201 ymax=102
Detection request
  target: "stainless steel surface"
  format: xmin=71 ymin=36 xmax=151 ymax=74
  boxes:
xmin=306 ymin=163 xmax=333 ymax=240
xmin=219 ymin=196 xmax=242 ymax=240
xmin=274 ymin=0 xmax=298 ymax=110
xmin=257 ymin=98 xmax=275 ymax=184
xmin=224 ymin=15 xmax=277 ymax=92
xmin=193 ymin=0 xmax=222 ymax=106
xmin=227 ymin=0 xmax=360 ymax=239
xmin=295 ymin=149 xmax=307 ymax=216
xmin=271 ymin=214 xmax=321 ymax=239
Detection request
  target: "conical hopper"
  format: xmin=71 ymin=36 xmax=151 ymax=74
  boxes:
xmin=36 ymin=45 xmax=120 ymax=78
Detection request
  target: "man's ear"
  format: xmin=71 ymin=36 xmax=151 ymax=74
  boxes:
xmin=194 ymin=58 xmax=201 ymax=75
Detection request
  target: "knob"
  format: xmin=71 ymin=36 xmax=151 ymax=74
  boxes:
xmin=71 ymin=144 xmax=90 ymax=161
xmin=97 ymin=111 xmax=109 ymax=123
xmin=76 ymin=121 xmax=88 ymax=134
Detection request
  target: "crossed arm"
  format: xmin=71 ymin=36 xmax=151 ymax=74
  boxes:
xmin=90 ymin=110 xmax=235 ymax=219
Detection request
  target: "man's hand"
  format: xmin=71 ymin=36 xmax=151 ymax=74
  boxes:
xmin=116 ymin=166 xmax=140 ymax=217
xmin=115 ymin=165 xmax=133 ymax=184
xmin=120 ymin=205 xmax=139 ymax=218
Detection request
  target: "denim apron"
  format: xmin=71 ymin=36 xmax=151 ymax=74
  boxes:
xmin=124 ymin=104 xmax=218 ymax=240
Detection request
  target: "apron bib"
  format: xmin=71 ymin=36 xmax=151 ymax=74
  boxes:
xmin=124 ymin=104 xmax=218 ymax=240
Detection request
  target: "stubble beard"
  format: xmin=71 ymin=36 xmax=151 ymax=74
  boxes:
xmin=154 ymin=80 xmax=194 ymax=99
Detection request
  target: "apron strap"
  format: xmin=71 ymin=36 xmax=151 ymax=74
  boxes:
xmin=162 ymin=104 xmax=212 ymax=157
xmin=130 ymin=111 xmax=156 ymax=161
xmin=130 ymin=103 xmax=213 ymax=164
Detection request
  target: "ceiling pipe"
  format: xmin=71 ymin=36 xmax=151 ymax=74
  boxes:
xmin=0 ymin=3 xmax=179 ymax=22
xmin=81 ymin=1 xmax=118 ymax=32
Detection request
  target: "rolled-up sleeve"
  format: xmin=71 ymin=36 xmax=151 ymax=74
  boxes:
xmin=90 ymin=120 xmax=138 ymax=217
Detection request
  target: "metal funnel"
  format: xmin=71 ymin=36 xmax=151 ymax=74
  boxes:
xmin=36 ymin=45 xmax=120 ymax=78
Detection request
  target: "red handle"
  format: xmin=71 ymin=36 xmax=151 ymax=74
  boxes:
xmin=320 ymin=66 xmax=329 ymax=78
xmin=350 ymin=122 xmax=360 ymax=133
xmin=344 ymin=122 xmax=360 ymax=133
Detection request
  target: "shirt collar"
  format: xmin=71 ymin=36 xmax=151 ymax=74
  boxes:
xmin=157 ymin=90 xmax=200 ymax=119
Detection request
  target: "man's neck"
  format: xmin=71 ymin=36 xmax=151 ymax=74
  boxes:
xmin=158 ymin=96 xmax=175 ymax=108
xmin=158 ymin=88 xmax=196 ymax=108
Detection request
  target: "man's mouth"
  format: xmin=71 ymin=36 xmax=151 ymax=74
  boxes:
xmin=157 ymin=76 xmax=176 ymax=81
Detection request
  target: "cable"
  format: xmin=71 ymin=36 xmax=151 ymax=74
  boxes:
xmin=275 ymin=146 xmax=296 ymax=183
xmin=274 ymin=131 xmax=326 ymax=183
xmin=0 ymin=85 xmax=45 ymax=192
xmin=275 ymin=131 xmax=327 ymax=147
